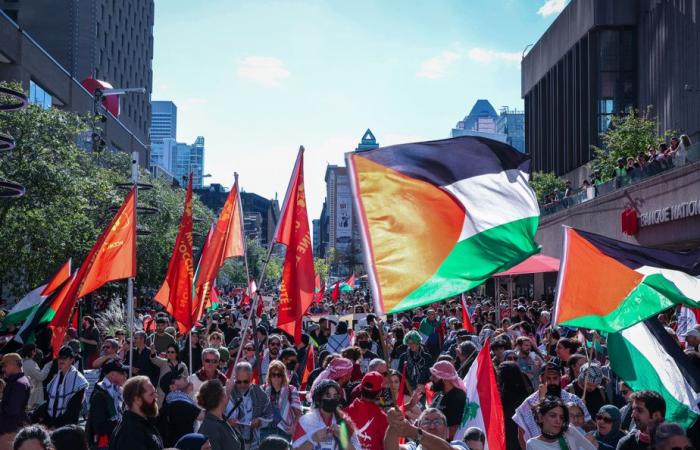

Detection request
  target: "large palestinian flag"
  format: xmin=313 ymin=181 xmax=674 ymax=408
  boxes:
xmin=346 ymin=136 xmax=539 ymax=314
xmin=554 ymin=227 xmax=700 ymax=332
xmin=608 ymin=319 xmax=700 ymax=427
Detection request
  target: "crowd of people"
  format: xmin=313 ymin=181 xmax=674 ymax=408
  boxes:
xmin=0 ymin=289 xmax=699 ymax=450
xmin=541 ymin=134 xmax=694 ymax=208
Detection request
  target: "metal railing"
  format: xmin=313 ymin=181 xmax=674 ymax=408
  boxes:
xmin=541 ymin=142 xmax=700 ymax=216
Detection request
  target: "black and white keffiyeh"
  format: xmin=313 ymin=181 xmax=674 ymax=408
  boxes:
xmin=46 ymin=366 xmax=89 ymax=418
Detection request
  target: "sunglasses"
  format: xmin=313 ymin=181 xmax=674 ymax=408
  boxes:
xmin=270 ymin=373 xmax=284 ymax=378
xmin=420 ymin=419 xmax=445 ymax=427
xmin=204 ymin=359 xmax=219 ymax=364
xmin=245 ymin=348 xmax=255 ymax=352
xmin=236 ymin=379 xmax=251 ymax=385
xmin=595 ymin=415 xmax=613 ymax=424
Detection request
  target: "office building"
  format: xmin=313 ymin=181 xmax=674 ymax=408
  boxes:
xmin=312 ymin=219 xmax=321 ymax=257
xmin=0 ymin=8 xmax=150 ymax=163
xmin=0 ymin=0 xmax=154 ymax=146
xmin=150 ymin=101 xmax=177 ymax=143
xmin=496 ymin=107 xmax=526 ymax=153
xmin=522 ymin=0 xmax=700 ymax=177
xmin=450 ymin=99 xmax=509 ymax=143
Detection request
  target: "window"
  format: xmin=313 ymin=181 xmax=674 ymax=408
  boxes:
xmin=29 ymin=80 xmax=52 ymax=109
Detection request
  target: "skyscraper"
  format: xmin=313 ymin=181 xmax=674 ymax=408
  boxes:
xmin=0 ymin=0 xmax=155 ymax=145
xmin=150 ymin=101 xmax=177 ymax=143
xmin=171 ymin=137 xmax=206 ymax=188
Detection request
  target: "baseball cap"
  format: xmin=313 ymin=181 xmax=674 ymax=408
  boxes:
xmin=0 ymin=353 xmax=21 ymax=366
xmin=361 ymin=371 xmax=384 ymax=392
xmin=542 ymin=361 xmax=561 ymax=374
xmin=102 ymin=360 xmax=129 ymax=375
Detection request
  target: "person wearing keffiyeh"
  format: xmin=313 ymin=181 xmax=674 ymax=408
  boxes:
xmin=36 ymin=346 xmax=89 ymax=428
xmin=86 ymin=360 xmax=129 ymax=450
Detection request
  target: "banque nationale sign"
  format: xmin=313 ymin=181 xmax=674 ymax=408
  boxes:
xmin=639 ymin=199 xmax=700 ymax=227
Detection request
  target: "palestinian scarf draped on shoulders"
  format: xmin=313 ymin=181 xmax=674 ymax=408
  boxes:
xmin=47 ymin=365 xmax=89 ymax=418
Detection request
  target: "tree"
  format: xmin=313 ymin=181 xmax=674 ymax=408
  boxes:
xmin=529 ymin=171 xmax=565 ymax=204
xmin=314 ymin=258 xmax=329 ymax=283
xmin=591 ymin=107 xmax=675 ymax=182
xmin=0 ymin=81 xmax=214 ymax=298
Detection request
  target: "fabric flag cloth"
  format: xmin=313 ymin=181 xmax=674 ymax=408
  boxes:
xmin=346 ymin=136 xmax=539 ymax=314
xmin=12 ymin=272 xmax=75 ymax=345
xmin=301 ymin=344 xmax=315 ymax=390
xmin=454 ymin=340 xmax=505 ymax=450
xmin=607 ymin=318 xmax=700 ymax=427
xmin=553 ymin=227 xmax=700 ymax=332
xmin=193 ymin=178 xmax=245 ymax=322
xmin=155 ymin=176 xmax=194 ymax=332
xmin=2 ymin=259 xmax=71 ymax=327
xmin=50 ymin=188 xmax=137 ymax=357
xmin=341 ymin=274 xmax=355 ymax=292
xmin=331 ymin=281 xmax=341 ymax=303
xmin=313 ymin=275 xmax=325 ymax=303
xmin=275 ymin=148 xmax=315 ymax=342
xmin=396 ymin=362 xmax=407 ymax=413
xmin=678 ymin=306 xmax=700 ymax=344
xmin=460 ymin=294 xmax=476 ymax=334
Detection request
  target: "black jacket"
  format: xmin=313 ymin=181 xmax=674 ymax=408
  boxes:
xmin=109 ymin=410 xmax=163 ymax=450
xmin=86 ymin=383 xmax=119 ymax=450
xmin=0 ymin=372 xmax=31 ymax=434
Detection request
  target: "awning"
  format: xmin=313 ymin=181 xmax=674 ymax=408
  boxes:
xmin=493 ymin=254 xmax=560 ymax=277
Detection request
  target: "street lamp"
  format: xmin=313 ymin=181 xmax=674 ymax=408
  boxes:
xmin=89 ymin=84 xmax=146 ymax=153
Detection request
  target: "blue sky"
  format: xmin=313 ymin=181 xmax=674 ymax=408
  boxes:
xmin=151 ymin=0 xmax=567 ymax=221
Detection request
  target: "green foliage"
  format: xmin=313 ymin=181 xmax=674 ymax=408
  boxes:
xmin=529 ymin=171 xmax=566 ymax=204
xmin=314 ymin=258 xmax=329 ymax=282
xmin=591 ymin=107 xmax=675 ymax=181
xmin=0 ymin=81 xmax=213 ymax=298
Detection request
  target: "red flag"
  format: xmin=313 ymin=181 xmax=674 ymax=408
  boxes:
xmin=301 ymin=344 xmax=315 ymax=390
xmin=460 ymin=294 xmax=476 ymax=333
xmin=275 ymin=148 xmax=315 ymax=342
xmin=193 ymin=178 xmax=245 ymax=321
xmin=256 ymin=297 xmax=264 ymax=317
xmin=424 ymin=382 xmax=434 ymax=406
xmin=155 ymin=176 xmax=194 ymax=332
xmin=396 ymin=361 xmax=407 ymax=413
xmin=345 ymin=273 xmax=355 ymax=289
xmin=331 ymin=281 xmax=340 ymax=303
xmin=50 ymin=188 xmax=137 ymax=357
xmin=41 ymin=259 xmax=72 ymax=297
xmin=241 ymin=294 xmax=251 ymax=307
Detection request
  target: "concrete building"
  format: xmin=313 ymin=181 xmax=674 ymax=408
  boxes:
xmin=150 ymin=101 xmax=177 ymax=143
xmin=312 ymin=219 xmax=321 ymax=257
xmin=522 ymin=0 xmax=700 ymax=178
xmin=0 ymin=0 xmax=154 ymax=146
xmin=520 ymin=0 xmax=700 ymax=300
xmin=450 ymin=99 xmax=509 ymax=144
xmin=0 ymin=8 xmax=150 ymax=164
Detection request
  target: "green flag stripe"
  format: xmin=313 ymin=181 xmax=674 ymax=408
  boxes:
xmin=559 ymin=273 xmax=699 ymax=332
xmin=608 ymin=327 xmax=699 ymax=427
xmin=390 ymin=216 xmax=539 ymax=313
xmin=3 ymin=304 xmax=40 ymax=326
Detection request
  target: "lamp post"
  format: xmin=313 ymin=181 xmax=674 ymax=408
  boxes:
xmin=91 ymin=87 xmax=146 ymax=153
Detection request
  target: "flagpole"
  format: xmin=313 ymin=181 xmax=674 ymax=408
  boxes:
xmin=127 ymin=152 xmax=138 ymax=378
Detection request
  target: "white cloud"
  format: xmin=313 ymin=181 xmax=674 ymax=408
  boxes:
xmin=237 ymin=56 xmax=290 ymax=87
xmin=537 ymin=0 xmax=567 ymax=17
xmin=416 ymin=51 xmax=461 ymax=79
xmin=467 ymin=47 xmax=521 ymax=64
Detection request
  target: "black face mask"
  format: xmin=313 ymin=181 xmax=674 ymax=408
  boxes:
xmin=321 ymin=398 xmax=340 ymax=412
xmin=285 ymin=362 xmax=298 ymax=371
xmin=432 ymin=380 xmax=445 ymax=392
xmin=358 ymin=341 xmax=372 ymax=350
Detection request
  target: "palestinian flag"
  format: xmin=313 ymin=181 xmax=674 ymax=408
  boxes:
xmin=2 ymin=259 xmax=71 ymax=328
xmin=608 ymin=319 xmax=700 ymax=427
xmin=554 ymin=227 xmax=700 ymax=332
xmin=455 ymin=340 xmax=505 ymax=450
xmin=346 ymin=136 xmax=539 ymax=314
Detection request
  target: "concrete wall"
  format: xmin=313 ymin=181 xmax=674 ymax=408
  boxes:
xmin=536 ymin=159 xmax=700 ymax=258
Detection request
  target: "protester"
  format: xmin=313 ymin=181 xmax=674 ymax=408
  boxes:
xmin=291 ymin=380 xmax=360 ymax=450
xmin=175 ymin=433 xmax=212 ymax=450
xmin=18 ymin=345 xmax=52 ymax=409
xmin=590 ymin=405 xmax=626 ymax=450
xmin=345 ymin=372 xmax=389 ymax=450
xmin=428 ymin=361 xmax=466 ymax=440
xmin=497 ymin=362 xmax=532 ymax=450
xmin=308 ymin=357 xmax=354 ymax=404
xmin=12 ymin=425 xmax=52 ymax=450
xmin=86 ymin=360 xmax=128 ymax=450
xmin=616 ymin=391 xmax=666 ymax=450
xmin=80 ymin=316 xmax=101 ymax=368
xmin=397 ymin=331 xmax=432 ymax=390
xmin=35 ymin=346 xmax=88 ymax=428
xmin=383 ymin=407 xmax=468 ymax=450
xmin=651 ymin=423 xmax=691 ymax=450
xmin=278 ymin=349 xmax=301 ymax=389
xmin=388 ymin=369 xmax=422 ymax=421
xmin=566 ymin=362 xmax=608 ymax=416
xmin=197 ymin=380 xmax=242 ymax=450
xmin=526 ymin=396 xmax=595 ymax=450
xmin=156 ymin=370 xmax=202 ymax=447
xmin=150 ymin=342 xmax=189 ymax=406
xmin=187 ymin=348 xmax=226 ymax=400
xmin=261 ymin=335 xmax=283 ymax=382
xmin=150 ymin=318 xmax=176 ymax=354
xmin=109 ymin=375 xmax=163 ymax=450
xmin=227 ymin=361 xmax=272 ymax=450
xmin=51 ymin=425 xmax=89 ymax=450
xmin=0 ymin=353 xmax=31 ymax=436
xmin=261 ymin=361 xmax=301 ymax=442
xmin=464 ymin=428 xmax=485 ymax=450
xmin=325 ymin=322 xmax=350 ymax=354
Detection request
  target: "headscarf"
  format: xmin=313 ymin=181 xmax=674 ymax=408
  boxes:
xmin=429 ymin=360 xmax=466 ymax=392
xmin=593 ymin=404 xmax=625 ymax=446
xmin=175 ymin=433 xmax=210 ymax=450
xmin=403 ymin=330 xmax=422 ymax=345
xmin=309 ymin=357 xmax=354 ymax=395
xmin=578 ymin=362 xmax=603 ymax=386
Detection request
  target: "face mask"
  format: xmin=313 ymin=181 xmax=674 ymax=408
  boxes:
xmin=321 ymin=398 xmax=340 ymax=412
xmin=285 ymin=362 xmax=298 ymax=371
xmin=432 ymin=380 xmax=445 ymax=392
xmin=358 ymin=341 xmax=372 ymax=350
